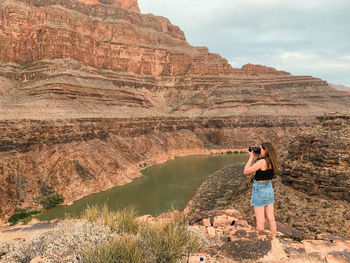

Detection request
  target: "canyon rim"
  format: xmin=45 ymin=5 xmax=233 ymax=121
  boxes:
xmin=0 ymin=0 xmax=349 ymax=220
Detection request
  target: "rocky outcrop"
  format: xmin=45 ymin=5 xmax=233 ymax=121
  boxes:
xmin=186 ymin=163 xmax=350 ymax=240
xmin=241 ymin=63 xmax=291 ymax=76
xmin=281 ymin=111 xmax=350 ymax=202
xmin=76 ymin=0 xmax=140 ymax=13
xmin=142 ymin=209 xmax=350 ymax=263
xmin=187 ymin=209 xmax=350 ymax=263
xmin=330 ymin=83 xmax=350 ymax=93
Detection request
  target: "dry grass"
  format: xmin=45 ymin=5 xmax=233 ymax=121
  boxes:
xmin=80 ymin=204 xmax=139 ymax=234
xmin=139 ymin=214 xmax=206 ymax=262
xmin=83 ymin=234 xmax=155 ymax=263
xmin=81 ymin=206 xmax=207 ymax=263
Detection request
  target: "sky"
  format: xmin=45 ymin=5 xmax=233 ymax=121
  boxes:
xmin=139 ymin=0 xmax=350 ymax=86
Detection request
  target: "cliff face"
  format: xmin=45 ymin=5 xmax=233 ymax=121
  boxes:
xmin=281 ymin=112 xmax=350 ymax=202
xmin=0 ymin=0 xmax=349 ymax=219
xmin=0 ymin=0 xmax=231 ymax=77
xmin=76 ymin=0 xmax=140 ymax=13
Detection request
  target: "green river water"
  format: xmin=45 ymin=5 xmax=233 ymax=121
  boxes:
xmin=38 ymin=153 xmax=247 ymax=221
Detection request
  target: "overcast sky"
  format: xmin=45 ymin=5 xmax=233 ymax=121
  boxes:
xmin=139 ymin=0 xmax=350 ymax=86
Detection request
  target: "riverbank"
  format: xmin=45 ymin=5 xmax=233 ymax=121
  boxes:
xmin=0 ymin=146 xmax=247 ymax=224
xmin=32 ymin=153 xmax=247 ymax=222
xmin=186 ymin=163 xmax=350 ymax=240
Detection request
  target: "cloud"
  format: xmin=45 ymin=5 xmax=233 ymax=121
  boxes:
xmin=139 ymin=0 xmax=350 ymax=86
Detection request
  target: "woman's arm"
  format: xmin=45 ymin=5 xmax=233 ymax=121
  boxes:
xmin=244 ymin=152 xmax=265 ymax=175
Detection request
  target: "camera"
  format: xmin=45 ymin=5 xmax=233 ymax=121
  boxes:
xmin=248 ymin=146 xmax=261 ymax=154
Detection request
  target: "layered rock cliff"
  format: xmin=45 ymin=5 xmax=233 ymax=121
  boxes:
xmin=76 ymin=0 xmax=140 ymax=13
xmin=281 ymin=111 xmax=350 ymax=202
xmin=0 ymin=0 xmax=349 ymax=219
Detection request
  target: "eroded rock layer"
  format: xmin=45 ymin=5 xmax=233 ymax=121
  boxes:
xmin=0 ymin=59 xmax=348 ymax=120
xmin=76 ymin=0 xmax=140 ymax=13
xmin=281 ymin=112 xmax=350 ymax=202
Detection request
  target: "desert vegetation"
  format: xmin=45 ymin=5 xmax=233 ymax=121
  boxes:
xmin=1 ymin=205 xmax=207 ymax=263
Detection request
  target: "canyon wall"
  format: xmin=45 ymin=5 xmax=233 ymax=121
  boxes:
xmin=281 ymin=112 xmax=350 ymax=202
xmin=0 ymin=116 xmax=311 ymax=218
xmin=0 ymin=0 xmax=349 ymax=219
xmin=76 ymin=0 xmax=140 ymax=13
xmin=0 ymin=0 xmax=230 ymax=77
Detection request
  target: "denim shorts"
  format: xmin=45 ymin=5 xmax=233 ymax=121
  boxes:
xmin=251 ymin=180 xmax=274 ymax=207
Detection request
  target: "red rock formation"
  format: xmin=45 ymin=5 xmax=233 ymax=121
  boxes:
xmin=76 ymin=0 xmax=140 ymax=13
xmin=241 ymin=63 xmax=290 ymax=76
xmin=0 ymin=0 xmax=231 ymax=77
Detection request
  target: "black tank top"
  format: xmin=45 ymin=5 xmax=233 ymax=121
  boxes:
xmin=254 ymin=157 xmax=274 ymax=181
xmin=255 ymin=169 xmax=274 ymax=181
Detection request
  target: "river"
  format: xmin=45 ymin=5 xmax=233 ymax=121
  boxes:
xmin=38 ymin=153 xmax=247 ymax=221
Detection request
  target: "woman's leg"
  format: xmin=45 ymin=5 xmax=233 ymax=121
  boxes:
xmin=265 ymin=204 xmax=277 ymax=236
xmin=253 ymin=206 xmax=265 ymax=231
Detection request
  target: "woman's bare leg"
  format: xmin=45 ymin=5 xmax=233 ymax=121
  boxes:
xmin=265 ymin=204 xmax=277 ymax=236
xmin=253 ymin=206 xmax=265 ymax=231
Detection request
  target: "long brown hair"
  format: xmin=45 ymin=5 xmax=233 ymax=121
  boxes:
xmin=261 ymin=142 xmax=278 ymax=174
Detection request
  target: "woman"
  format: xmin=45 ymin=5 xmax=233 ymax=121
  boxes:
xmin=244 ymin=142 xmax=278 ymax=236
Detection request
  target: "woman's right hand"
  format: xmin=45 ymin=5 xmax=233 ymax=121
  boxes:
xmin=248 ymin=150 xmax=258 ymax=160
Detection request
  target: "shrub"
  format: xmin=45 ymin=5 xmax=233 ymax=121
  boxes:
xmin=140 ymin=214 xmax=204 ymax=262
xmin=8 ymin=209 xmax=41 ymax=223
xmin=81 ymin=205 xmax=139 ymax=234
xmin=81 ymin=204 xmax=109 ymax=223
xmin=226 ymin=151 xmax=232 ymax=154
xmin=80 ymin=205 xmax=206 ymax=263
xmin=83 ymin=235 xmax=155 ymax=263
xmin=112 ymin=207 xmax=139 ymax=234
xmin=40 ymin=194 xmax=64 ymax=210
